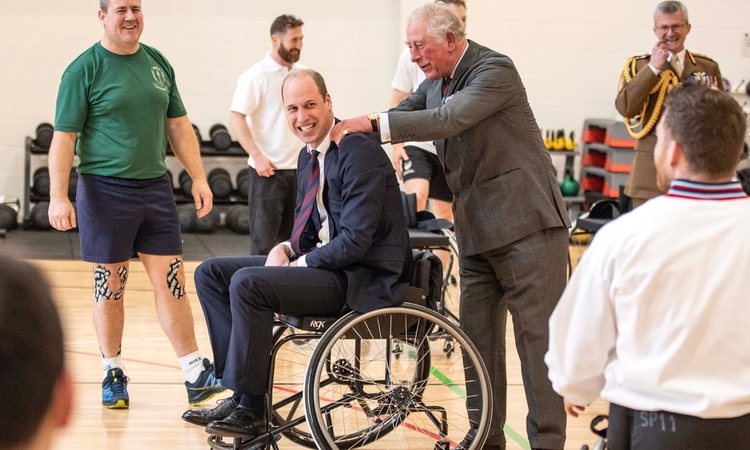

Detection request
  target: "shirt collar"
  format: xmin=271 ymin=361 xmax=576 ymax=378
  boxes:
xmin=666 ymin=178 xmax=747 ymax=200
xmin=448 ymin=40 xmax=470 ymax=79
xmin=670 ymin=48 xmax=687 ymax=64
xmin=262 ymin=52 xmax=296 ymax=73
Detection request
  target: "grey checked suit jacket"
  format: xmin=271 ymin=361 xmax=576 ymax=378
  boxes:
xmin=389 ymin=40 xmax=570 ymax=256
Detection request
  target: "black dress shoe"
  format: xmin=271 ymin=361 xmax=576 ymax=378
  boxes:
xmin=205 ymin=405 xmax=266 ymax=438
xmin=182 ymin=396 xmax=239 ymax=426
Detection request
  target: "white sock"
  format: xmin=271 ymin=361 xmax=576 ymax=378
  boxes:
xmin=179 ymin=351 xmax=205 ymax=384
xmin=103 ymin=356 xmax=124 ymax=380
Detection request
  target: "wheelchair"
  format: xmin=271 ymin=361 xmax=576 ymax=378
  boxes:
xmin=401 ymin=192 xmax=461 ymax=356
xmin=580 ymin=415 xmax=608 ymax=450
xmin=207 ymin=251 xmax=492 ymax=450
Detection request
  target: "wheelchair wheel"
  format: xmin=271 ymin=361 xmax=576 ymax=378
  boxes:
xmin=268 ymin=324 xmax=320 ymax=448
xmin=303 ymin=303 xmax=491 ymax=450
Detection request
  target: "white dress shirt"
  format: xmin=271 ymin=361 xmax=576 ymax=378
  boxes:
xmin=546 ymin=180 xmax=750 ymax=418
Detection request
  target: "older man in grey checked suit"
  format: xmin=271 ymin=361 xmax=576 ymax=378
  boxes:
xmin=333 ymin=3 xmax=571 ymax=450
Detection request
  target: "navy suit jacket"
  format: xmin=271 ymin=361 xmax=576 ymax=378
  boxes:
xmin=295 ymin=132 xmax=410 ymax=313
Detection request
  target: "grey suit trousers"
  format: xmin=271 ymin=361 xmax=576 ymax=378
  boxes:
xmin=461 ymin=226 xmax=568 ymax=450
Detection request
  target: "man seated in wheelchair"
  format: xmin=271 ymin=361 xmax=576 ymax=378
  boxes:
xmin=545 ymin=85 xmax=750 ymax=448
xmin=182 ymin=68 xmax=411 ymax=439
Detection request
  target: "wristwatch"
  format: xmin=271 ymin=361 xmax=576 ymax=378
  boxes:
xmin=368 ymin=113 xmax=380 ymax=133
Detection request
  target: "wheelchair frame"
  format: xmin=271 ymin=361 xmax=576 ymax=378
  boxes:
xmin=205 ymin=255 xmax=491 ymax=450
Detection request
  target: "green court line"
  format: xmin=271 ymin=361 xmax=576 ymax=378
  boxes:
xmin=430 ymin=366 xmax=531 ymax=450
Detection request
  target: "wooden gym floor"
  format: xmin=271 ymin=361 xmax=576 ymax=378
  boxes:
xmin=2 ymin=229 xmax=607 ymax=449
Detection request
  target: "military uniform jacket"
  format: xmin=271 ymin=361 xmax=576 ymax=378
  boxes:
xmin=615 ymin=50 xmax=721 ymax=200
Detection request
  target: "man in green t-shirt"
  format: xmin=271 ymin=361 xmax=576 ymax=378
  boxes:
xmin=47 ymin=0 xmax=224 ymax=409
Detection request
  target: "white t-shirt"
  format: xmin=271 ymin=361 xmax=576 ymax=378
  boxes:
xmin=230 ymin=53 xmax=303 ymax=170
xmin=391 ymin=47 xmax=436 ymax=154
xmin=546 ymin=181 xmax=750 ymax=418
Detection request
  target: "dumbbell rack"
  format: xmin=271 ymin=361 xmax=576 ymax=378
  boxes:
xmin=167 ymin=141 xmax=249 ymax=205
xmin=22 ymin=131 xmax=252 ymax=233
xmin=22 ymin=136 xmax=59 ymax=229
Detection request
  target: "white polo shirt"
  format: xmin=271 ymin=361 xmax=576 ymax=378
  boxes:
xmin=391 ymin=47 xmax=435 ymax=155
xmin=230 ymin=53 xmax=304 ymax=170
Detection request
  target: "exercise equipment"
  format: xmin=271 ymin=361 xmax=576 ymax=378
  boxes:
xmin=30 ymin=201 xmax=52 ymax=230
xmin=207 ymin=167 xmax=233 ymax=199
xmin=35 ymin=122 xmax=54 ymax=148
xmin=178 ymin=170 xmax=193 ymax=198
xmin=0 ymin=198 xmax=19 ymax=232
xmin=560 ymin=170 xmax=580 ymax=196
xmin=209 ymin=124 xmax=232 ymax=151
xmin=236 ymin=167 xmax=250 ymax=199
xmin=194 ymin=208 xmax=220 ymax=233
xmin=225 ymin=205 xmax=250 ymax=234
xmin=192 ymin=123 xmax=202 ymax=145
xmin=32 ymin=167 xmax=50 ymax=197
xmin=177 ymin=203 xmax=196 ymax=232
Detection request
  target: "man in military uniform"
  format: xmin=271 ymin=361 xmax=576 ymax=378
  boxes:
xmin=616 ymin=0 xmax=721 ymax=207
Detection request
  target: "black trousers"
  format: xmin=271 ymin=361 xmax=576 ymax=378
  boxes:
xmin=194 ymin=255 xmax=347 ymax=395
xmin=247 ymin=169 xmax=297 ymax=255
xmin=607 ymin=403 xmax=750 ymax=450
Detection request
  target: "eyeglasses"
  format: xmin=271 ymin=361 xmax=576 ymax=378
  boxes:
xmin=655 ymin=23 xmax=687 ymax=33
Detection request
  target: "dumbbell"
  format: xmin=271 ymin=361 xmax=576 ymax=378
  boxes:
xmin=178 ymin=170 xmax=193 ymax=198
xmin=194 ymin=208 xmax=220 ymax=233
xmin=208 ymin=168 xmax=233 ymax=199
xmin=209 ymin=124 xmax=232 ymax=151
xmin=35 ymin=123 xmax=54 ymax=148
xmin=32 ymin=167 xmax=51 ymax=197
xmin=192 ymin=123 xmax=203 ymax=145
xmin=0 ymin=201 xmax=18 ymax=231
xmin=30 ymin=201 xmax=52 ymax=230
xmin=236 ymin=168 xmax=250 ymax=199
xmin=225 ymin=205 xmax=250 ymax=234
xmin=177 ymin=203 xmax=196 ymax=232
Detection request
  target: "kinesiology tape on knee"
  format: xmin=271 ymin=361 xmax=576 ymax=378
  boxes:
xmin=166 ymin=258 xmax=186 ymax=300
xmin=94 ymin=265 xmax=127 ymax=303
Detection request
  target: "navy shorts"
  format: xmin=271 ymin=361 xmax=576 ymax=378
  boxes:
xmin=401 ymin=146 xmax=453 ymax=202
xmin=76 ymin=173 xmax=183 ymax=263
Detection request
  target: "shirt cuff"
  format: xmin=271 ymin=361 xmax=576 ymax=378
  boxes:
xmin=379 ymin=113 xmax=391 ymax=143
xmin=280 ymin=241 xmax=295 ymax=257
xmin=648 ymin=63 xmax=661 ymax=76
xmin=297 ymin=254 xmax=308 ymax=267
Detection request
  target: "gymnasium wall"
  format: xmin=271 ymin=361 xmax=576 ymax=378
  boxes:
xmin=1 ymin=0 xmax=747 ymax=206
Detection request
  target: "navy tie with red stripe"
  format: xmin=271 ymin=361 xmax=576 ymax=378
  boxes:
xmin=290 ymin=149 xmax=320 ymax=255
xmin=442 ymin=77 xmax=451 ymax=96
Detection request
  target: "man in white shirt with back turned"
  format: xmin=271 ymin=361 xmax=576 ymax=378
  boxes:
xmin=546 ymin=84 xmax=750 ymax=449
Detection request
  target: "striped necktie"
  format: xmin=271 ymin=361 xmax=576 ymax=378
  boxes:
xmin=291 ymin=149 xmax=320 ymax=255
xmin=442 ymin=77 xmax=451 ymax=96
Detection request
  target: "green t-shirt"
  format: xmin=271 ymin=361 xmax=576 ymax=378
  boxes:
xmin=54 ymin=42 xmax=187 ymax=179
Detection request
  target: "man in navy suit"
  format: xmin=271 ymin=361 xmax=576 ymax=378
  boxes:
xmin=181 ymin=68 xmax=411 ymax=439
